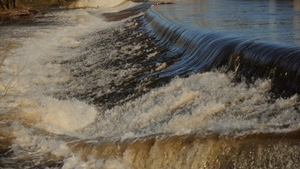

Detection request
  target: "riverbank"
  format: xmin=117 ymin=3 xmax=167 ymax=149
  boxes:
xmin=0 ymin=0 xmax=76 ymax=24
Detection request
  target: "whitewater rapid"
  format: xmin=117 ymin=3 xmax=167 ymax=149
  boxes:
xmin=1 ymin=0 xmax=300 ymax=168
xmin=0 ymin=1 xmax=147 ymax=167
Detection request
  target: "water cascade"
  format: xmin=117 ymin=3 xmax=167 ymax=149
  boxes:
xmin=143 ymin=8 xmax=300 ymax=97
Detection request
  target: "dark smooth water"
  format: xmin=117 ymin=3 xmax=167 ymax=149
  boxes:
xmin=153 ymin=0 xmax=300 ymax=46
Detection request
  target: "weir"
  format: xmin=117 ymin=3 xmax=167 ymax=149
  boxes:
xmin=142 ymin=8 xmax=300 ymax=97
xmin=2 ymin=0 xmax=300 ymax=168
xmin=65 ymin=3 xmax=300 ymax=167
xmin=69 ymin=132 xmax=300 ymax=168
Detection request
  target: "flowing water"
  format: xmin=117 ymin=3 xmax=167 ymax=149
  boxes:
xmin=1 ymin=0 xmax=300 ymax=168
xmin=153 ymin=0 xmax=300 ymax=46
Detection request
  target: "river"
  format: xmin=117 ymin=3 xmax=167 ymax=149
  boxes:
xmin=1 ymin=0 xmax=300 ymax=168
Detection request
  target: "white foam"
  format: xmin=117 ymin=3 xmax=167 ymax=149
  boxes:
xmin=2 ymin=1 xmax=300 ymax=167
xmin=62 ymin=156 xmax=129 ymax=169
xmin=82 ymin=71 xmax=300 ymax=139
xmin=12 ymin=123 xmax=72 ymax=158
xmin=68 ymin=0 xmax=127 ymax=8
xmin=19 ymin=96 xmax=98 ymax=135
xmin=0 ymin=2 xmax=146 ymax=167
xmin=1 ymin=8 xmax=124 ymax=136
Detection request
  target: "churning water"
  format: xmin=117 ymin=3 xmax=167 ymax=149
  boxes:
xmin=1 ymin=0 xmax=300 ymax=168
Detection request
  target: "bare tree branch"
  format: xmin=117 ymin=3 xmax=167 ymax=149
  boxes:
xmin=0 ymin=0 xmax=5 ymax=10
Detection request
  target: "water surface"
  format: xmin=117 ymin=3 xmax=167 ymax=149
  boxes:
xmin=154 ymin=0 xmax=300 ymax=46
xmin=1 ymin=0 xmax=300 ymax=168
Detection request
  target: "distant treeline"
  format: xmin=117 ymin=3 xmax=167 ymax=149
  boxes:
xmin=0 ymin=0 xmax=15 ymax=10
xmin=0 ymin=0 xmax=76 ymax=11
